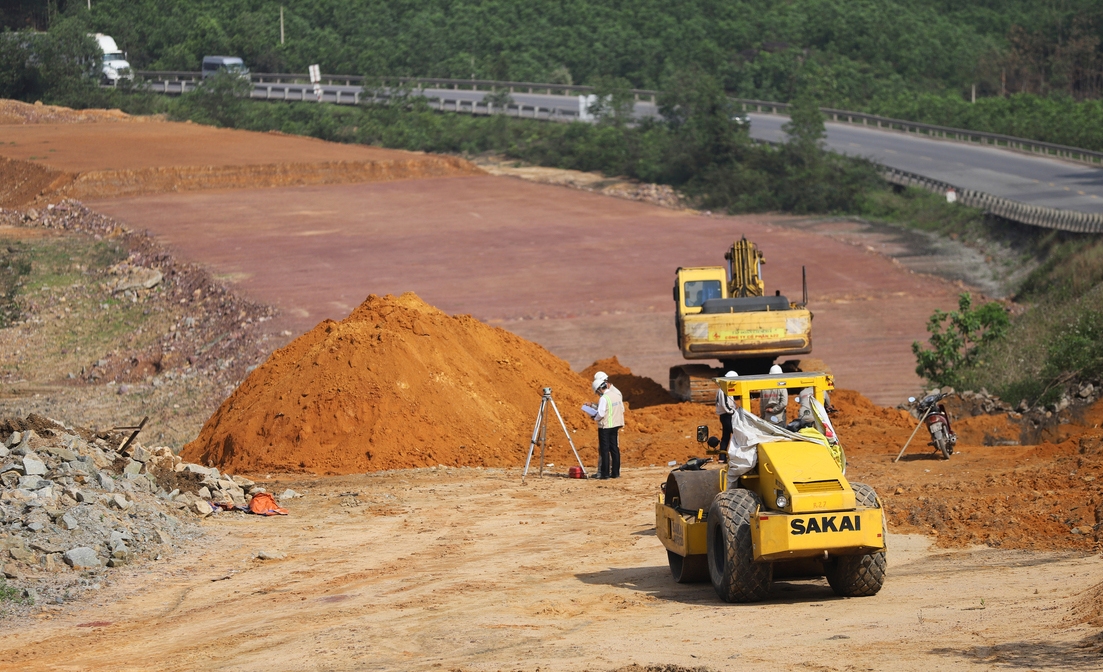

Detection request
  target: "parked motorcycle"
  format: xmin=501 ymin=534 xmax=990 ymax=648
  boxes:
xmin=908 ymin=392 xmax=957 ymax=459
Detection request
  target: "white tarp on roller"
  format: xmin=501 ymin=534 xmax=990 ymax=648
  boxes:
xmin=726 ymin=399 xmax=843 ymax=479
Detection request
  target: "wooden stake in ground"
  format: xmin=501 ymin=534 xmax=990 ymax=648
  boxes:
xmin=894 ymin=405 xmax=934 ymax=462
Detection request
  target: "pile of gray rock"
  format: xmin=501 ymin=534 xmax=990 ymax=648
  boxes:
xmin=0 ymin=413 xmax=281 ymax=608
xmin=951 ymin=389 xmax=1014 ymax=417
xmin=901 ymin=380 xmax=1102 ymax=420
xmin=600 ymin=181 xmax=684 ymax=209
xmin=898 ymin=388 xmax=1016 ymax=425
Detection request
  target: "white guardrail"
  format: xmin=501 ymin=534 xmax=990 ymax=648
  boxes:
xmin=136 ymin=71 xmax=1103 ymax=233
xmin=138 ymin=72 xmax=584 ymax=121
xmin=138 ymin=70 xmax=1103 ymax=166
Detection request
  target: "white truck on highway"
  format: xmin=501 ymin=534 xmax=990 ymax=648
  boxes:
xmin=92 ymin=33 xmax=132 ymax=85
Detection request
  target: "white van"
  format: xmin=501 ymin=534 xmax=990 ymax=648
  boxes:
xmin=92 ymin=33 xmax=132 ymax=85
xmin=201 ymin=56 xmax=250 ymax=80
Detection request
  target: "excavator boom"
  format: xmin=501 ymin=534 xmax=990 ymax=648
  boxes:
xmin=725 ymin=237 xmax=765 ymax=298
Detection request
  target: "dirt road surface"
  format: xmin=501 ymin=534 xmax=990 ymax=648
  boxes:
xmin=0 ymin=468 xmax=1099 ymax=672
xmin=88 ymin=176 xmax=968 ymax=405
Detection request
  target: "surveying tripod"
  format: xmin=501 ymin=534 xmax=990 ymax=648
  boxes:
xmin=522 ymin=387 xmax=588 ymax=483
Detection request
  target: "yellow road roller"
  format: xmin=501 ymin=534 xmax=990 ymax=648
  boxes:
xmin=656 ymin=371 xmax=886 ymax=602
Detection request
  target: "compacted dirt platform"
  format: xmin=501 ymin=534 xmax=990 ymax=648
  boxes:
xmin=90 ymin=176 xmax=965 ymax=404
xmin=0 ymin=104 xmax=480 ymax=206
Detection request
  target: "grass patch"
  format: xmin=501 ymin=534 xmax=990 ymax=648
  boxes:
xmin=1017 ymin=238 xmax=1103 ymax=304
xmin=857 ymin=187 xmax=986 ymax=234
xmin=0 ymin=577 xmax=27 ymax=605
xmin=0 ymin=241 xmax=33 ymax=327
xmin=0 ymin=233 xmax=173 ymax=382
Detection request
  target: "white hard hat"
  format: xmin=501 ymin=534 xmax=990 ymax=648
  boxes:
xmin=724 ymin=370 xmax=739 ymax=378
xmin=769 ymin=364 xmax=782 ymax=374
xmin=592 ymin=378 xmax=607 ymax=393
xmin=593 ymin=371 xmax=608 ymax=384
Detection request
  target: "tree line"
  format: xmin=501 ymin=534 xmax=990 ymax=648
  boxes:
xmin=4 ymin=1 xmax=1103 ymax=150
xmin=3 ymin=0 xmax=1100 ymax=105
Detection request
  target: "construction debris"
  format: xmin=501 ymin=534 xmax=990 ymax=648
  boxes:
xmin=0 ymin=413 xmax=288 ymax=611
xmin=475 ymin=156 xmax=686 ymax=210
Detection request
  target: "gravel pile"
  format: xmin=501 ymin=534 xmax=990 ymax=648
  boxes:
xmin=903 ymin=381 xmax=1102 ymax=420
xmin=599 ymin=181 xmax=683 ymax=209
xmin=0 ymin=413 xmax=281 ymax=610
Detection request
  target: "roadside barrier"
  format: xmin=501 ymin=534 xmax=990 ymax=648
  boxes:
xmin=880 ymin=166 xmax=1103 ymax=234
xmin=138 ymin=71 xmax=1103 ymax=166
xmin=139 ymin=75 xmax=581 ymax=121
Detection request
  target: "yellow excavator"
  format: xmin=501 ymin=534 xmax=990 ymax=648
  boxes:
xmin=670 ymin=237 xmax=812 ymax=402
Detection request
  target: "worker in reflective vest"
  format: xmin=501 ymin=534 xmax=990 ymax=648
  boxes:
xmin=592 ymin=372 xmax=624 ymax=479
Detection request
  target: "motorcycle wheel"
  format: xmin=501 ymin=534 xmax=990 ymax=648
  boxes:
xmin=934 ymin=432 xmax=952 ymax=459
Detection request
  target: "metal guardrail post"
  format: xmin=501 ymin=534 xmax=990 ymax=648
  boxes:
xmin=880 ymin=166 xmax=1103 ymax=233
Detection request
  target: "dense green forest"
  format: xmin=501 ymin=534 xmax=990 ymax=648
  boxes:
xmin=3 ymin=0 xmax=1101 ymax=103
xmin=4 ymin=0 xmax=1103 ymax=148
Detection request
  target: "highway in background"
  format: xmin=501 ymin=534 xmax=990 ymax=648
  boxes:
xmin=257 ymin=81 xmax=1103 ymax=215
xmin=413 ymin=87 xmax=1103 ymax=215
xmin=747 ymin=114 xmax=1103 ymax=214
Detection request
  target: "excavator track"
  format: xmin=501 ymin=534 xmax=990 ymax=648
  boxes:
xmin=670 ymin=365 xmax=726 ymax=403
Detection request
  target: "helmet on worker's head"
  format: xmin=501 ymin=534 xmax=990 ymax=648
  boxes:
xmin=724 ymin=370 xmax=739 ymax=378
xmin=769 ymin=364 xmax=783 ymax=375
xmin=592 ymin=378 xmax=608 ymax=393
xmin=593 ymin=371 xmax=609 ymax=386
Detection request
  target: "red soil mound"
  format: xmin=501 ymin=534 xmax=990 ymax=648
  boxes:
xmin=0 ymin=102 xmax=483 ymax=206
xmin=0 ymin=99 xmax=134 ymax=125
xmin=0 ymin=156 xmax=72 ymax=207
xmin=581 ymin=356 xmax=675 ymax=408
xmin=183 ymin=293 xmax=601 ymax=474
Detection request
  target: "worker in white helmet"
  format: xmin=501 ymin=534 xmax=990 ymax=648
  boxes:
xmin=760 ymin=364 xmax=788 ymax=427
xmin=715 ymin=371 xmax=739 ymax=460
xmin=591 ymin=372 xmax=624 ymax=479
